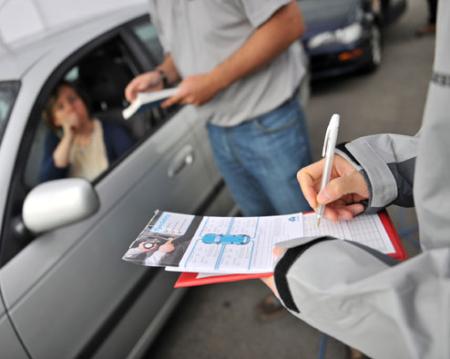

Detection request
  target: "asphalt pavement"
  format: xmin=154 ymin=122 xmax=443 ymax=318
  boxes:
xmin=147 ymin=0 xmax=434 ymax=357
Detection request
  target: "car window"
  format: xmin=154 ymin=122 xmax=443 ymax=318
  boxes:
xmin=0 ymin=81 xmax=20 ymax=147
xmin=131 ymin=21 xmax=165 ymax=64
xmin=24 ymin=34 xmax=172 ymax=188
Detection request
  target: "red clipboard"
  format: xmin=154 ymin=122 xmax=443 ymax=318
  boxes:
xmin=174 ymin=210 xmax=407 ymax=288
xmin=174 ymin=272 xmax=272 ymax=288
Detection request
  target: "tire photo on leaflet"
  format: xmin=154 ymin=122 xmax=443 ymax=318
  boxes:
xmin=365 ymin=24 xmax=382 ymax=73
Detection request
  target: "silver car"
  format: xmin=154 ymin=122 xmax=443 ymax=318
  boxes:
xmin=0 ymin=5 xmax=236 ymax=358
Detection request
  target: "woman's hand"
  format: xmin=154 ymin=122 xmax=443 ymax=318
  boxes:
xmin=60 ymin=113 xmax=78 ymax=139
xmin=297 ymin=155 xmax=369 ymax=221
xmin=52 ymin=113 xmax=79 ymax=168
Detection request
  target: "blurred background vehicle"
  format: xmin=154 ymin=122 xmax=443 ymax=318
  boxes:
xmin=0 ymin=4 xmax=239 ymax=358
xmin=299 ymin=0 xmax=407 ymax=79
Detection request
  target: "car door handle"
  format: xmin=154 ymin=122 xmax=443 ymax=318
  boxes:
xmin=168 ymin=145 xmax=196 ymax=178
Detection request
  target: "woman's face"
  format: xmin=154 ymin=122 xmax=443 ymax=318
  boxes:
xmin=51 ymin=85 xmax=90 ymax=130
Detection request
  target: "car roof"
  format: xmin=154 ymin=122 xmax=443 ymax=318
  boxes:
xmin=0 ymin=4 xmax=148 ymax=81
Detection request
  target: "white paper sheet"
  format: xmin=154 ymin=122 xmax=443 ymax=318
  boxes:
xmin=302 ymin=213 xmax=394 ymax=253
xmin=177 ymin=213 xmax=303 ymax=274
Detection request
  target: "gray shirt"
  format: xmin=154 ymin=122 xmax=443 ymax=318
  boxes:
xmin=148 ymin=0 xmax=305 ymax=127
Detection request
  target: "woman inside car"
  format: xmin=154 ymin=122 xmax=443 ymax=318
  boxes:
xmin=40 ymin=81 xmax=134 ymax=182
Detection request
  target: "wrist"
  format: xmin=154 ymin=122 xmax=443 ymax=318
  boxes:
xmin=62 ymin=131 xmax=75 ymax=144
xmin=209 ymin=66 xmax=231 ymax=92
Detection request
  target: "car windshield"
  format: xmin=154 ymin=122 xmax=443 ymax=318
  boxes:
xmin=0 ymin=81 xmax=20 ymax=147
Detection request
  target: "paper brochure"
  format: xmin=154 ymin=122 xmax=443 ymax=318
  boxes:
xmin=122 ymin=88 xmax=178 ymax=119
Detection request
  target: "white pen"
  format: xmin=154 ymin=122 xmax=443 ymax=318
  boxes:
xmin=317 ymin=114 xmax=340 ymax=226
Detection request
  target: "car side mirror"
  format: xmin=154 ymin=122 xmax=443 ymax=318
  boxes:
xmin=23 ymin=178 xmax=100 ymax=233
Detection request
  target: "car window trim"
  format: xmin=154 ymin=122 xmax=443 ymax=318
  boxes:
xmin=121 ymin=17 xmax=163 ymax=70
xmin=120 ymin=16 xmax=162 ymax=71
xmin=0 ymin=81 xmax=21 ymax=149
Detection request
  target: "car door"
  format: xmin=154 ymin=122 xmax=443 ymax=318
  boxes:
xmin=0 ymin=18 xmax=224 ymax=359
xmin=0 ymin=300 xmax=27 ymax=359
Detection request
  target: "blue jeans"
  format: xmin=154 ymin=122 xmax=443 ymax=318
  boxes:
xmin=207 ymin=97 xmax=312 ymax=216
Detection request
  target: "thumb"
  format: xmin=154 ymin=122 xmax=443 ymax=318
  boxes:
xmin=317 ymin=172 xmax=362 ymax=205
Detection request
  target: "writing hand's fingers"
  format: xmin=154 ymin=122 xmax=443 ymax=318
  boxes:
xmin=322 ymin=202 xmax=365 ymax=222
xmin=297 ymin=160 xmax=325 ymax=209
xmin=344 ymin=203 xmax=365 ymax=217
xmin=317 ymin=171 xmax=365 ymax=206
xmin=323 ymin=206 xmax=339 ymax=222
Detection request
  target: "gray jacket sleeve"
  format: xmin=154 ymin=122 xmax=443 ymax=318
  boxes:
xmin=337 ymin=133 xmax=418 ymax=213
xmin=274 ymin=239 xmax=449 ymax=359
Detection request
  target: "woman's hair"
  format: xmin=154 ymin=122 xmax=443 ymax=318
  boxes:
xmin=42 ymin=80 xmax=91 ymax=131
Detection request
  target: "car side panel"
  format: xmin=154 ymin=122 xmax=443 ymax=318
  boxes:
xmin=0 ymin=108 xmax=220 ymax=358
xmin=0 ymin=311 xmax=28 ymax=359
xmin=92 ymin=271 xmax=186 ymax=359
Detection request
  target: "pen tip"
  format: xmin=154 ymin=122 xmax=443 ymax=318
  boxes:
xmin=317 ymin=218 xmax=321 ymax=227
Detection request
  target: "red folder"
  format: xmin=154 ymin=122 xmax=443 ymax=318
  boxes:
xmin=174 ymin=211 xmax=407 ymax=288
xmin=174 ymin=272 xmax=273 ymax=288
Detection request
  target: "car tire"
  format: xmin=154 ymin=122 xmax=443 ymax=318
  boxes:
xmin=364 ymin=24 xmax=382 ymax=72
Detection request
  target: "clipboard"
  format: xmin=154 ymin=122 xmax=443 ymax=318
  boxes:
xmin=174 ymin=210 xmax=407 ymax=288
xmin=174 ymin=272 xmax=273 ymax=288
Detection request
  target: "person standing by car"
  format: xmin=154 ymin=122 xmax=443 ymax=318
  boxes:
xmin=125 ymin=0 xmax=312 ymax=217
xmin=40 ymin=81 xmax=134 ymax=182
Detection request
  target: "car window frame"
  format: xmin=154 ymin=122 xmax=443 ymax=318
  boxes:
xmin=0 ymin=81 xmax=21 ymax=149
xmin=125 ymin=18 xmax=165 ymax=68
xmin=22 ymin=18 xmax=157 ymax=189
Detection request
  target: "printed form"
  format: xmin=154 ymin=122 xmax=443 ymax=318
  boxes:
xmin=192 ymin=214 xmax=395 ymax=279
xmin=177 ymin=214 xmax=304 ymax=274
xmin=302 ymin=213 xmax=394 ymax=254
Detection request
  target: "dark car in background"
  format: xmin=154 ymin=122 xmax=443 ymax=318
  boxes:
xmin=299 ymin=0 xmax=407 ymax=79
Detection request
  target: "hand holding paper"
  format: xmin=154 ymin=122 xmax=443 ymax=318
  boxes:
xmin=162 ymin=73 xmax=225 ymax=108
xmin=124 ymin=71 xmax=165 ymax=102
xmin=122 ymin=88 xmax=179 ymax=119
